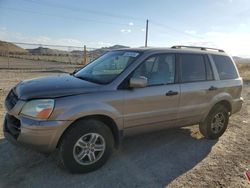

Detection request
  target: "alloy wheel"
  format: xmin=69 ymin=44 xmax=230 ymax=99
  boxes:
xmin=73 ymin=133 xmax=106 ymax=165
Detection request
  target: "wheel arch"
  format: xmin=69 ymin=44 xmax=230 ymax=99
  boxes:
xmin=202 ymin=99 xmax=232 ymax=122
xmin=57 ymin=115 xmax=122 ymax=149
xmin=215 ymin=100 xmax=232 ymax=114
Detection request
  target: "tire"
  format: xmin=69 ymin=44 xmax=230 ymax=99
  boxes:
xmin=58 ymin=119 xmax=114 ymax=173
xmin=199 ymin=104 xmax=229 ymax=139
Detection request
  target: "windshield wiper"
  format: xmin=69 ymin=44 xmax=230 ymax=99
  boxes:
xmin=70 ymin=69 xmax=80 ymax=75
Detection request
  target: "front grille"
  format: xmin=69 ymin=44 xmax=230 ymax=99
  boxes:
xmin=5 ymin=89 xmax=18 ymax=111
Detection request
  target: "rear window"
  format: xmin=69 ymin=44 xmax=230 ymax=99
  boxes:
xmin=179 ymin=54 xmax=206 ymax=82
xmin=212 ymin=55 xmax=238 ymax=80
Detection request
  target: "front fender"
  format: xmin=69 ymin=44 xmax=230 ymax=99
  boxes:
xmin=51 ymin=100 xmax=123 ymax=129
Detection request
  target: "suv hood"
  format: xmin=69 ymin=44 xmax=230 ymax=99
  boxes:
xmin=15 ymin=74 xmax=101 ymax=100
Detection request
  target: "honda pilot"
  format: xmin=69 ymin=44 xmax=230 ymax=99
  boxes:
xmin=3 ymin=46 xmax=243 ymax=173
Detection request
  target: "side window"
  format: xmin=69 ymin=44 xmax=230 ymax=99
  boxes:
xmin=179 ymin=54 xmax=206 ymax=82
xmin=132 ymin=54 xmax=175 ymax=86
xmin=212 ymin=55 xmax=238 ymax=80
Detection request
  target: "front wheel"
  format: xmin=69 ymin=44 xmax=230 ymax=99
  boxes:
xmin=199 ymin=104 xmax=229 ymax=139
xmin=58 ymin=119 xmax=114 ymax=173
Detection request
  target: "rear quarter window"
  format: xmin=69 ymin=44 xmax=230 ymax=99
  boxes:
xmin=212 ymin=55 xmax=238 ymax=80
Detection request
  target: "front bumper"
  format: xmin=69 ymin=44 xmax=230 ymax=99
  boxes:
xmin=3 ymin=113 xmax=72 ymax=153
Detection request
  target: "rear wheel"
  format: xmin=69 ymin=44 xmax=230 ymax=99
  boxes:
xmin=199 ymin=104 xmax=229 ymax=139
xmin=58 ymin=119 xmax=114 ymax=173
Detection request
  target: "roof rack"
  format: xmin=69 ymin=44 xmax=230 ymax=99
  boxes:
xmin=171 ymin=45 xmax=225 ymax=53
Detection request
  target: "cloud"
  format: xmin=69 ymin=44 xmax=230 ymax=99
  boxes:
xmin=88 ymin=41 xmax=112 ymax=48
xmin=128 ymin=22 xmax=134 ymax=26
xmin=177 ymin=31 xmax=250 ymax=57
xmin=0 ymin=27 xmax=84 ymax=47
xmin=120 ymin=29 xmax=131 ymax=33
xmin=239 ymin=23 xmax=247 ymax=28
xmin=184 ymin=30 xmax=197 ymax=35
xmin=0 ymin=27 xmax=8 ymax=40
xmin=0 ymin=27 xmax=114 ymax=49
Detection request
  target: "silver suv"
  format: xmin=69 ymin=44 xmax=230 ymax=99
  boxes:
xmin=3 ymin=46 xmax=243 ymax=173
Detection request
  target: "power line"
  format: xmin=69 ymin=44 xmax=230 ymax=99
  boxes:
xmin=22 ymin=0 xmax=146 ymax=22
xmin=0 ymin=6 xmax=140 ymax=27
xmin=7 ymin=41 xmax=103 ymax=51
xmin=1 ymin=3 xmax=205 ymax=42
xmin=8 ymin=41 xmax=85 ymax=49
xmin=21 ymin=0 xmax=204 ymax=40
xmin=150 ymin=21 xmax=204 ymax=39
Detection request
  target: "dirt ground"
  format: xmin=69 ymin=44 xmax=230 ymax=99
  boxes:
xmin=0 ymin=66 xmax=249 ymax=187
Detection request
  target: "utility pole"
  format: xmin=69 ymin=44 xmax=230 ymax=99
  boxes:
xmin=83 ymin=45 xmax=87 ymax=65
xmin=145 ymin=19 xmax=149 ymax=47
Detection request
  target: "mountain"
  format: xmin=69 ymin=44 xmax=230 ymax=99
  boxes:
xmin=0 ymin=40 xmax=28 ymax=54
xmin=106 ymin=45 xmax=129 ymax=50
xmin=70 ymin=45 xmax=129 ymax=56
xmin=1 ymin=40 xmax=250 ymax=65
xmin=233 ymin=56 xmax=250 ymax=64
xmin=26 ymin=45 xmax=129 ymax=56
xmin=89 ymin=45 xmax=129 ymax=56
xmin=27 ymin=47 xmax=68 ymax=55
xmin=94 ymin=45 xmax=129 ymax=52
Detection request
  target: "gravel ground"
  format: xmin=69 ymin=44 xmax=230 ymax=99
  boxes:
xmin=0 ymin=69 xmax=249 ymax=188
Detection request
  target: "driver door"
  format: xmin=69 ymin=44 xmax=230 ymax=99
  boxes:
xmin=123 ymin=54 xmax=180 ymax=132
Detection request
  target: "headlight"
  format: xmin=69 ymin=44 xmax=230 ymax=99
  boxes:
xmin=20 ymin=99 xmax=55 ymax=119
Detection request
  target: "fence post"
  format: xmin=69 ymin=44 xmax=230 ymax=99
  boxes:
xmin=83 ymin=45 xmax=87 ymax=65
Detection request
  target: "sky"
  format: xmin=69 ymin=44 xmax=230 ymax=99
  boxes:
xmin=0 ymin=0 xmax=250 ymax=57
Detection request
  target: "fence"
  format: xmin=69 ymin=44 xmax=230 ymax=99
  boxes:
xmin=0 ymin=41 xmax=109 ymax=72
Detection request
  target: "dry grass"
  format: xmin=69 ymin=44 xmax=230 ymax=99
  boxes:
xmin=236 ymin=63 xmax=250 ymax=81
xmin=0 ymin=56 xmax=82 ymax=70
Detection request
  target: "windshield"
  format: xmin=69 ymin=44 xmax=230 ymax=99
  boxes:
xmin=74 ymin=51 xmax=140 ymax=84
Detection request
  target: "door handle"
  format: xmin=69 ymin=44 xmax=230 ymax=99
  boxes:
xmin=165 ymin=90 xmax=178 ymax=96
xmin=208 ymin=86 xmax=218 ymax=91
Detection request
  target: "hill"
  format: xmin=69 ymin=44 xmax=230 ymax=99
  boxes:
xmin=89 ymin=45 xmax=129 ymax=56
xmin=233 ymin=56 xmax=250 ymax=64
xmin=0 ymin=41 xmax=28 ymax=54
xmin=70 ymin=45 xmax=129 ymax=56
xmin=1 ymin=40 xmax=248 ymax=63
xmin=27 ymin=47 xmax=68 ymax=55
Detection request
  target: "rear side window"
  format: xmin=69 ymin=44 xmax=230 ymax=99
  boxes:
xmin=212 ymin=55 xmax=238 ymax=80
xmin=179 ymin=54 xmax=206 ymax=82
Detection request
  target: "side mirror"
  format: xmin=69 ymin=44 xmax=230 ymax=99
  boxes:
xmin=129 ymin=77 xmax=147 ymax=88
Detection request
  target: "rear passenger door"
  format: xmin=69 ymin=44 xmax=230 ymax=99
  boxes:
xmin=178 ymin=53 xmax=216 ymax=125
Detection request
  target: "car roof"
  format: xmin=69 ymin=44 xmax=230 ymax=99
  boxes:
xmin=115 ymin=47 xmax=228 ymax=56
